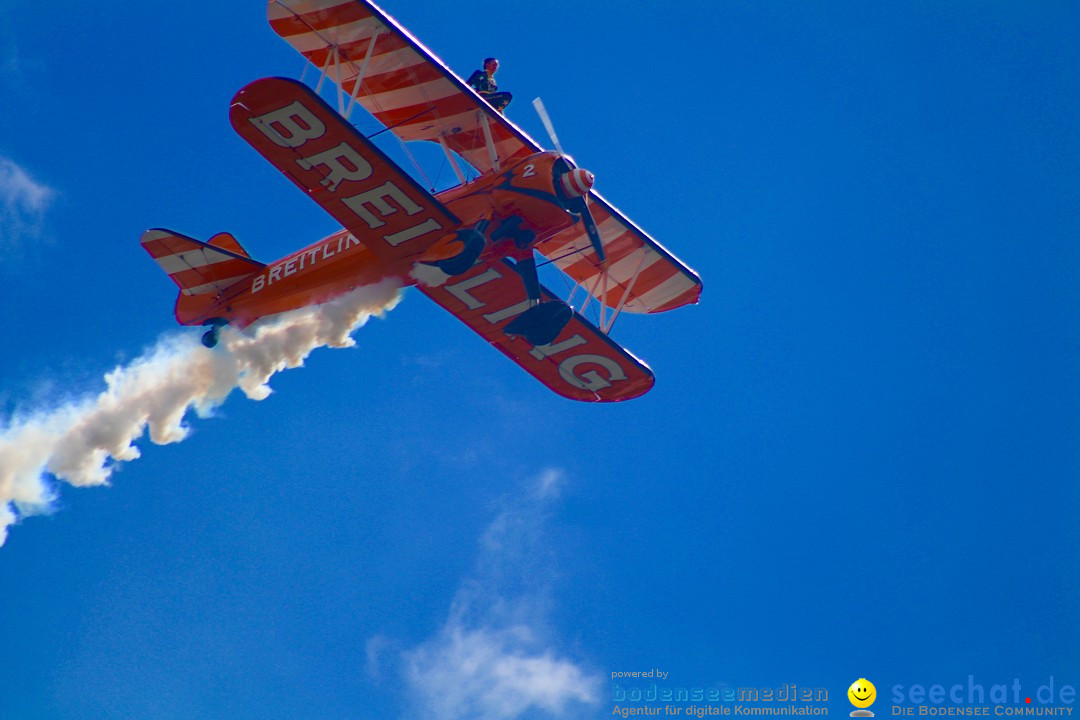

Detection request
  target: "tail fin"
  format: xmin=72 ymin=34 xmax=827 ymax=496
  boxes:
xmin=141 ymin=228 xmax=265 ymax=325
xmin=206 ymin=231 xmax=251 ymax=257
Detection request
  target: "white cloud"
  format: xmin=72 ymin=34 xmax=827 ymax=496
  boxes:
xmin=534 ymin=467 xmax=564 ymax=500
xmin=0 ymin=156 xmax=55 ymax=246
xmin=397 ymin=469 xmax=600 ymax=720
xmin=404 ymin=624 xmax=597 ymax=720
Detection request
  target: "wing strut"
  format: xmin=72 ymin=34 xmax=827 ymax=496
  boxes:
xmin=314 ymin=44 xmax=334 ymax=95
xmin=560 ymin=248 xmax=650 ymax=335
xmin=438 ymin=135 xmax=467 ymax=185
xmin=600 ymin=267 xmax=609 ymax=332
xmin=599 ymin=249 xmax=649 ymax=333
xmin=344 ymin=28 xmax=382 ymax=121
xmin=478 ymin=111 xmax=501 ymax=172
xmin=272 ymin=0 xmax=382 ymax=120
xmin=333 ymin=45 xmax=345 ymax=114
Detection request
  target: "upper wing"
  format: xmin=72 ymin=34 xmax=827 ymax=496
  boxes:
xmin=230 ymin=76 xmax=458 ymax=268
xmin=267 ymin=0 xmax=541 ymax=174
xmin=535 ymin=193 xmax=703 ymax=314
xmin=267 ymin=0 xmax=702 ymax=315
xmin=417 ymin=260 xmax=655 ymax=402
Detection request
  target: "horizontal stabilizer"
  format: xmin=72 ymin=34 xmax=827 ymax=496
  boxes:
xmin=141 ymin=228 xmax=264 ymax=296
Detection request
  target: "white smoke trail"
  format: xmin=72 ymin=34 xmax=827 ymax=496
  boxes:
xmin=0 ymin=280 xmax=402 ymax=546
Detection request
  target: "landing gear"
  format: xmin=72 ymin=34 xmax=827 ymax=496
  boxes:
xmin=490 ymin=215 xmax=535 ymax=250
xmin=434 ymin=228 xmax=485 ymax=276
xmin=422 ymin=220 xmax=489 ymax=277
xmin=430 ymin=214 xmax=575 ymax=346
xmin=504 ymin=300 xmax=573 ymax=346
xmin=502 ymin=255 xmax=573 ymax=346
xmin=201 ymin=319 xmax=227 ymax=348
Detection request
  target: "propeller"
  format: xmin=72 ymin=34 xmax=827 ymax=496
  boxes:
xmin=532 ymin=98 xmax=606 ymax=265
xmin=533 ymin=97 xmax=566 ymax=156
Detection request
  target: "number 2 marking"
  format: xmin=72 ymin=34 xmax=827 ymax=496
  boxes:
xmin=522 ymin=164 xmax=536 ymax=178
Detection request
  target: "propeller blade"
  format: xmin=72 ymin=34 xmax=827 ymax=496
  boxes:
xmin=579 ymin=200 xmax=606 ymax=264
xmin=532 ymin=97 xmax=565 ymax=156
xmin=532 ymin=98 xmax=605 ymax=265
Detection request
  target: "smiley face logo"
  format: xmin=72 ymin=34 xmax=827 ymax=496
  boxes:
xmin=848 ymin=679 xmax=877 ymax=709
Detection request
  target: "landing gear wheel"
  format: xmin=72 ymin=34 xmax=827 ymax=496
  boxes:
xmin=435 ymin=229 xmax=485 ymax=276
xmin=201 ymin=319 xmax=226 ymax=349
xmin=504 ymin=301 xmax=573 ymax=346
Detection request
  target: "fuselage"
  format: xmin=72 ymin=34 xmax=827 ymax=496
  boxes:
xmin=195 ymin=151 xmax=581 ymax=329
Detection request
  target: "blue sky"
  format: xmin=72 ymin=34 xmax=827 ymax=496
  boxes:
xmin=1 ymin=1 xmax=1078 ymax=718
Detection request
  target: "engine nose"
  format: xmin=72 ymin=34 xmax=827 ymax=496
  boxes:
xmin=559 ymin=168 xmax=595 ymax=198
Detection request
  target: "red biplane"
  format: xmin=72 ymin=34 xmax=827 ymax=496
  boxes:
xmin=142 ymin=0 xmax=701 ymax=402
